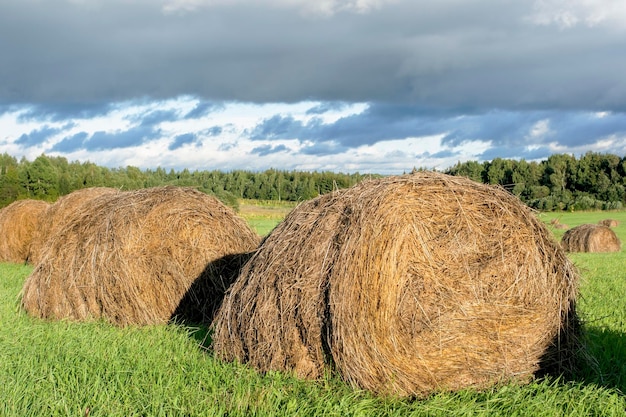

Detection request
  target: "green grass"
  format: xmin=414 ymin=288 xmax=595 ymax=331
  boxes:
xmin=245 ymin=218 xmax=282 ymax=237
xmin=2 ymin=210 xmax=626 ymax=415
xmin=238 ymin=199 xmax=297 ymax=236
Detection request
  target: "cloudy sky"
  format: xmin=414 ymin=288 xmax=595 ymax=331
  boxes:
xmin=1 ymin=0 xmax=626 ymax=174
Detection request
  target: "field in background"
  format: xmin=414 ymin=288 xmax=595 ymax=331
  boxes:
xmin=238 ymin=199 xmax=297 ymax=236
xmin=2 ymin=207 xmax=626 ymax=415
xmin=541 ymin=210 xmax=626 ymax=240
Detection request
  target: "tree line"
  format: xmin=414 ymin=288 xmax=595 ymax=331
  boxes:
xmin=445 ymin=152 xmax=625 ymax=211
xmin=0 ymin=153 xmax=376 ymax=210
xmin=1 ymin=152 xmax=625 ymax=211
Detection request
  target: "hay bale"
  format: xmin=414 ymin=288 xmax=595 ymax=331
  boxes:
xmin=21 ymin=186 xmax=260 ymax=326
xmin=29 ymin=187 xmax=120 ymax=264
xmin=599 ymin=219 xmax=619 ymax=228
xmin=561 ymin=224 xmax=621 ymax=253
xmin=0 ymin=199 xmax=51 ymax=263
xmin=554 ymin=223 xmax=569 ymax=230
xmin=212 ymin=172 xmax=580 ymax=397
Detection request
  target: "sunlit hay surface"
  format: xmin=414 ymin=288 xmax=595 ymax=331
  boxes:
xmin=561 ymin=223 xmax=622 ymax=253
xmin=212 ymin=172 xmax=580 ymax=398
xmin=28 ymin=187 xmax=120 ymax=265
xmin=0 ymin=199 xmax=50 ymax=264
xmin=21 ymin=186 xmax=260 ymax=326
xmin=599 ymin=219 xmax=619 ymax=228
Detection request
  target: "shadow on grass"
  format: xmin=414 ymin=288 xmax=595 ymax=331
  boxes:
xmin=169 ymin=251 xmax=255 ymax=337
xmin=534 ymin=302 xmax=626 ymax=393
xmin=573 ymin=326 xmax=626 ymax=393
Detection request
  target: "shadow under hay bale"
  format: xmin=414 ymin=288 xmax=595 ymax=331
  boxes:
xmin=21 ymin=186 xmax=260 ymax=326
xmin=29 ymin=187 xmax=120 ymax=265
xmin=212 ymin=172 xmax=581 ymax=398
xmin=171 ymin=251 xmax=256 ymax=325
xmin=0 ymin=199 xmax=50 ymax=264
xmin=599 ymin=219 xmax=619 ymax=228
xmin=561 ymin=224 xmax=621 ymax=253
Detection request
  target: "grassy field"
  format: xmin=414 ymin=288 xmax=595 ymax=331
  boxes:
xmin=2 ymin=208 xmax=626 ymax=415
xmin=237 ymin=199 xmax=297 ymax=236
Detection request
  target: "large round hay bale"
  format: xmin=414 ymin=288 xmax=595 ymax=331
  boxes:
xmin=0 ymin=199 xmax=51 ymax=264
xmin=212 ymin=172 xmax=580 ymax=397
xmin=561 ymin=224 xmax=621 ymax=253
xmin=21 ymin=186 xmax=260 ymax=326
xmin=29 ymin=187 xmax=120 ymax=264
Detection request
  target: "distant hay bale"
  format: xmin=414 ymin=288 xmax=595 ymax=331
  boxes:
xmin=212 ymin=172 xmax=580 ymax=398
xmin=599 ymin=219 xmax=619 ymax=228
xmin=29 ymin=187 xmax=120 ymax=264
xmin=21 ymin=186 xmax=260 ymax=326
xmin=0 ymin=199 xmax=51 ymax=264
xmin=554 ymin=223 xmax=569 ymax=230
xmin=561 ymin=224 xmax=621 ymax=253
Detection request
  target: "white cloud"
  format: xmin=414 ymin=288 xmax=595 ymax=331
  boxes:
xmin=161 ymin=0 xmax=395 ymax=16
xmin=527 ymin=119 xmax=553 ymax=141
xmin=527 ymin=0 xmax=626 ymax=29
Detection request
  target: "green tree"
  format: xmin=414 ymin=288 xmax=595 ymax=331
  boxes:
xmin=445 ymin=160 xmax=485 ymax=183
xmin=20 ymin=154 xmax=59 ymax=200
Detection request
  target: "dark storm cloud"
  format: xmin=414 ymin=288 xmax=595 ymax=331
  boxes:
xmin=3 ymin=0 xmax=626 ymax=173
xmin=306 ymin=102 xmax=349 ymax=115
xmin=542 ymin=112 xmax=626 ymax=146
xmin=169 ymin=133 xmax=197 ymax=150
xmin=50 ymin=132 xmax=89 ymax=152
xmin=250 ymin=144 xmax=290 ymax=156
xmin=248 ymin=104 xmax=626 ymax=157
xmin=15 ymin=125 xmax=65 ymax=147
xmin=184 ymin=101 xmax=223 ymax=119
xmin=0 ymin=104 xmax=16 ymax=115
xmin=17 ymin=103 xmax=114 ymax=122
xmin=2 ymin=1 xmax=625 ymax=113
xmin=250 ymin=115 xmax=307 ymax=140
xmin=84 ymin=125 xmax=159 ymax=150
xmin=168 ymin=126 xmax=223 ymax=150
xmin=131 ymin=109 xmax=180 ymax=127
xmin=479 ymin=146 xmax=553 ymax=162
xmin=249 ymin=104 xmax=452 ymax=149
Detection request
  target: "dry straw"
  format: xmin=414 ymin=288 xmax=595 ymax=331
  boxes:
xmin=0 ymin=199 xmax=50 ymax=264
xmin=599 ymin=219 xmax=619 ymax=228
xmin=549 ymin=217 xmax=569 ymax=229
xmin=21 ymin=186 xmax=260 ymax=326
xmin=212 ymin=172 xmax=580 ymax=398
xmin=561 ymin=223 xmax=621 ymax=253
xmin=29 ymin=187 xmax=120 ymax=264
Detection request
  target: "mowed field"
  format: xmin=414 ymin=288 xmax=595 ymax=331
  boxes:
xmin=2 ymin=203 xmax=626 ymax=416
xmin=238 ymin=199 xmax=298 ymax=236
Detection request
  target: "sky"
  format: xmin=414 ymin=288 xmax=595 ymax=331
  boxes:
xmin=1 ymin=0 xmax=626 ymax=174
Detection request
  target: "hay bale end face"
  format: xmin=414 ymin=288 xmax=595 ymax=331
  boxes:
xmin=561 ymin=224 xmax=621 ymax=253
xmin=29 ymin=187 xmax=120 ymax=265
xmin=0 ymin=199 xmax=50 ymax=264
xmin=212 ymin=172 xmax=580 ymax=397
xmin=21 ymin=186 xmax=260 ymax=326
